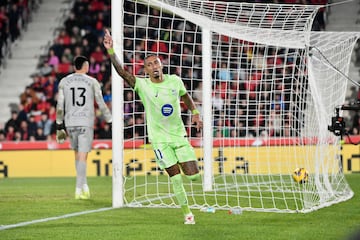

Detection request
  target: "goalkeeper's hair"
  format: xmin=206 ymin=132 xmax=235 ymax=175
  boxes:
xmin=73 ymin=55 xmax=88 ymax=70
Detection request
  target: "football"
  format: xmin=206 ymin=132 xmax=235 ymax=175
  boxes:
xmin=292 ymin=168 xmax=309 ymax=183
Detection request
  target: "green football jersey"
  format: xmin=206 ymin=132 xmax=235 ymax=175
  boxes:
xmin=134 ymin=74 xmax=188 ymax=143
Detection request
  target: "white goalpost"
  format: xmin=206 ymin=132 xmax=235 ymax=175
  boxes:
xmin=112 ymin=0 xmax=359 ymax=213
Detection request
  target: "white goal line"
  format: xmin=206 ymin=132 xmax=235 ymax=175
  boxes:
xmin=0 ymin=207 xmax=113 ymax=231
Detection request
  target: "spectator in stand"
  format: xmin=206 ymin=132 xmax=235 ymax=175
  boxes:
xmin=48 ymin=106 xmax=57 ymax=122
xmin=98 ymin=122 xmax=112 ymax=139
xmin=124 ymin=91 xmax=135 ymax=121
xmin=5 ymin=110 xmax=19 ymax=133
xmin=14 ymin=130 xmax=22 ymax=142
xmin=16 ymin=103 xmax=28 ymax=123
xmin=0 ymin=6 xmax=9 ymax=67
xmin=0 ymin=129 xmax=6 ymax=142
xmin=124 ymin=116 xmax=134 ymax=139
xmin=64 ymin=11 xmax=78 ymax=35
xmin=217 ymin=62 xmax=232 ymax=82
xmin=28 ymin=114 xmax=38 ymax=137
xmin=35 ymin=127 xmax=47 ymax=141
xmin=213 ymin=118 xmax=230 ymax=138
xmin=6 ymin=125 xmax=15 ymax=141
xmin=81 ymin=38 xmax=92 ymax=57
xmin=131 ymin=52 xmax=145 ymax=75
xmin=55 ymin=55 xmax=72 ymax=77
xmin=212 ymin=91 xmax=224 ymax=115
xmin=43 ymin=75 xmax=58 ymax=100
xmin=134 ymin=115 xmax=146 ymax=138
xmin=20 ymin=88 xmax=39 ymax=119
xmin=8 ymin=3 xmax=20 ymax=42
xmin=56 ymin=29 xmax=71 ymax=46
xmin=93 ymin=12 xmax=106 ymax=37
xmin=150 ymin=40 xmax=168 ymax=56
xmin=90 ymin=45 xmax=106 ymax=63
xmin=73 ymin=45 xmax=84 ymax=58
xmin=192 ymin=81 xmax=203 ymax=103
xmin=62 ymin=47 xmax=73 ymax=63
xmin=283 ymin=122 xmax=293 ymax=137
xmin=23 ymin=96 xmax=38 ymax=114
xmin=233 ymin=118 xmax=247 ymax=137
xmin=29 ymin=74 xmax=43 ymax=93
xmin=0 ymin=1 xmax=37 ymax=68
xmin=271 ymin=93 xmax=285 ymax=110
xmin=89 ymin=56 xmax=101 ymax=77
xmin=19 ymin=120 xmax=30 ymax=140
xmin=37 ymin=112 xmax=53 ymax=137
xmin=269 ymin=103 xmax=283 ymax=137
xmin=47 ymin=49 xmax=60 ymax=68
xmin=89 ymin=0 xmax=105 ymax=13
xmin=37 ymin=95 xmax=51 ymax=113
xmin=103 ymin=88 xmax=112 ymax=104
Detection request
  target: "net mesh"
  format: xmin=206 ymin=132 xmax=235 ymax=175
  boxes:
xmin=119 ymin=0 xmax=357 ymax=213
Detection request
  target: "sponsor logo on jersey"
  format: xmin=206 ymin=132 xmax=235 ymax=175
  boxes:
xmin=161 ymin=104 xmax=173 ymax=116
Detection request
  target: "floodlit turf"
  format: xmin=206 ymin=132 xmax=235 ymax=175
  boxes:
xmin=0 ymin=175 xmax=359 ymax=240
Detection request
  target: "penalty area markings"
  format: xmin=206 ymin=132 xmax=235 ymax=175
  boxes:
xmin=0 ymin=207 xmax=113 ymax=231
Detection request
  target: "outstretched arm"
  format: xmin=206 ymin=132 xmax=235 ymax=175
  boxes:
xmin=103 ymin=29 xmax=136 ymax=88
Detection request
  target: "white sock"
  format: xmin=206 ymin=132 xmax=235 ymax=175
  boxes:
xmin=83 ymin=184 xmax=89 ymax=192
xmin=77 ymin=160 xmax=87 ymax=187
xmin=75 ymin=187 xmax=82 ymax=195
xmin=75 ymin=160 xmax=82 ymax=189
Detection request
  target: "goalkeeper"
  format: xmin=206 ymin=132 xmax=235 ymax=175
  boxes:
xmin=56 ymin=55 xmax=112 ymax=200
xmin=103 ymin=29 xmax=202 ymax=225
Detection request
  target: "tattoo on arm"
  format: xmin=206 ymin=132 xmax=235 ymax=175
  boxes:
xmin=181 ymin=93 xmax=196 ymax=111
xmin=109 ymin=53 xmax=136 ymax=88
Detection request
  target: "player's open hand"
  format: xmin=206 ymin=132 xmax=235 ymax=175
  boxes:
xmin=192 ymin=114 xmax=203 ymax=132
xmin=103 ymin=29 xmax=113 ymax=49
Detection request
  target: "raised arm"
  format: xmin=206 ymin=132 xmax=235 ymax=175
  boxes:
xmin=103 ymin=29 xmax=136 ymax=88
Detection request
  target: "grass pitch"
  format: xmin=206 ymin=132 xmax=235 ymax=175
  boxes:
xmin=1 ymin=175 xmax=360 ymax=240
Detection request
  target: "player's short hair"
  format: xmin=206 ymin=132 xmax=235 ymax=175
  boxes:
xmin=73 ymin=56 xmax=88 ymax=70
xmin=144 ymin=54 xmax=159 ymax=63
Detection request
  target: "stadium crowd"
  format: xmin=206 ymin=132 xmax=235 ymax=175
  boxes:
xmin=1 ymin=0 xmax=351 ymax=143
xmin=0 ymin=0 xmax=39 ymax=69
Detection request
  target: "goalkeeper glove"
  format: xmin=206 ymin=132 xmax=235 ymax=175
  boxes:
xmin=56 ymin=122 xmax=67 ymax=144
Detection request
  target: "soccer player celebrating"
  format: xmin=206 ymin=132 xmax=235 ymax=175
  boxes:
xmin=103 ymin=29 xmax=202 ymax=224
xmin=56 ymin=55 xmax=112 ymax=200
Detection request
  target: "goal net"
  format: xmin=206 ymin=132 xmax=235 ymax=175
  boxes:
xmin=113 ymin=0 xmax=358 ymax=213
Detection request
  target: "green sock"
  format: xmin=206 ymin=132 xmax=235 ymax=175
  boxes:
xmin=170 ymin=174 xmax=191 ymax=215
